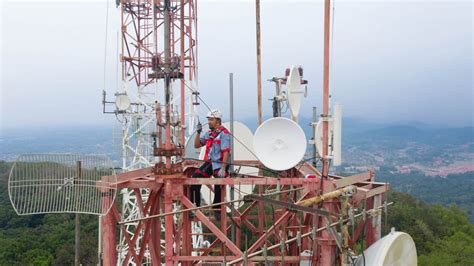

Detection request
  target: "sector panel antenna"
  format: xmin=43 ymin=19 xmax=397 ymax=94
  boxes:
xmin=314 ymin=106 xmax=341 ymax=165
xmin=286 ymin=66 xmax=304 ymax=120
xmin=314 ymin=118 xmax=334 ymax=158
xmin=8 ymin=154 xmax=117 ymax=216
xmin=254 ymin=117 xmax=307 ymax=171
xmin=332 ymin=103 xmax=342 ymax=166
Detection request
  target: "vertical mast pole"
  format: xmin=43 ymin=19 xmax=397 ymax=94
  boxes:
xmin=164 ymin=0 xmax=172 ymax=169
xmin=256 ymin=0 xmax=262 ymax=125
xmin=321 ymin=0 xmax=331 ymax=179
xmin=180 ymin=0 xmax=186 ymax=146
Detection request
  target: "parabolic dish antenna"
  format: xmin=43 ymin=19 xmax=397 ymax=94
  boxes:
xmin=254 ymin=117 xmax=307 ymax=171
xmin=187 ymin=122 xmax=257 ymax=210
xmin=286 ymin=66 xmax=304 ymax=119
xmin=357 ymin=230 xmax=417 ymax=266
xmin=116 ymin=93 xmax=131 ymax=111
xmin=8 ymin=154 xmax=117 ymax=216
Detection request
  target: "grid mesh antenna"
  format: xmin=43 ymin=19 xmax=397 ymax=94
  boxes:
xmin=8 ymin=154 xmax=117 ymax=216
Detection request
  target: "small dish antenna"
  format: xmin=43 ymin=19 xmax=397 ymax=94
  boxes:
xmin=254 ymin=117 xmax=307 ymax=171
xmin=115 ymin=92 xmax=131 ymax=111
xmin=286 ymin=66 xmax=304 ymax=120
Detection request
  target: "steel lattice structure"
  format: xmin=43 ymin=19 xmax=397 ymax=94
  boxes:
xmin=101 ymin=164 xmax=388 ymax=265
xmin=111 ymin=0 xmax=198 ymax=264
xmin=101 ymin=0 xmax=390 ymax=265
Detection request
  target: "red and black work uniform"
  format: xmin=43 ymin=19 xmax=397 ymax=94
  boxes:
xmin=190 ymin=125 xmax=231 ymax=207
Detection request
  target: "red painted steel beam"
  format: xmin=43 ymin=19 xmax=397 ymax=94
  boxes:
xmin=181 ymin=196 xmax=244 ymax=257
xmin=101 ymin=205 xmax=117 ymax=265
xmin=164 ymin=182 xmax=175 ymax=266
xmin=121 ymin=190 xmax=159 ymax=263
xmin=247 ymin=210 xmax=295 ymax=254
xmin=319 ymin=174 xmax=337 ymax=266
xmin=149 ymin=190 xmax=162 ymax=263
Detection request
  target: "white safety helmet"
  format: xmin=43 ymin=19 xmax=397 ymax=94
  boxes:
xmin=206 ymin=109 xmax=223 ymax=119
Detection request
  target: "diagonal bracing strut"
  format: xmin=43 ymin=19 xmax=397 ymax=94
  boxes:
xmin=243 ymin=194 xmax=338 ymax=218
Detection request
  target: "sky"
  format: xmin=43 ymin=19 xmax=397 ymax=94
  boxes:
xmin=0 ymin=0 xmax=472 ymax=131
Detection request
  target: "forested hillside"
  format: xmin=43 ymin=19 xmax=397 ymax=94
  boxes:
xmin=0 ymin=161 xmax=99 ymax=265
xmin=376 ymin=167 xmax=474 ymax=222
xmin=384 ymin=191 xmax=473 ymax=265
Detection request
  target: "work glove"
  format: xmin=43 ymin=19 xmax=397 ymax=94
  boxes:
xmin=196 ymin=121 xmax=202 ymax=134
xmin=217 ymin=167 xmax=226 ymax=178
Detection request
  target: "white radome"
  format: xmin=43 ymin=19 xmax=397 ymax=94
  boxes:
xmin=254 ymin=117 xmax=307 ymax=171
xmin=115 ymin=93 xmax=131 ymax=111
xmin=357 ymin=230 xmax=417 ymax=266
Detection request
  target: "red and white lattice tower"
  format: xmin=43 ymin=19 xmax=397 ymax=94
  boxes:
xmin=107 ymin=0 xmax=197 ymax=264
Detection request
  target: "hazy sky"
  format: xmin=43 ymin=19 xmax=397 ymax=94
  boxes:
xmin=1 ymin=0 xmax=472 ymax=130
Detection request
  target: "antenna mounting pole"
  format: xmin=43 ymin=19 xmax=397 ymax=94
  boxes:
xmin=321 ymin=0 xmax=331 ymax=179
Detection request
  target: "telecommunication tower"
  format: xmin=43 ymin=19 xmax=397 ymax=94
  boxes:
xmin=7 ymin=0 xmax=418 ymax=265
xmin=103 ymin=0 xmax=198 ymax=264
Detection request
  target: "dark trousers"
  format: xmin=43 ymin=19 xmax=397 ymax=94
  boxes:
xmin=190 ymin=161 xmax=228 ymax=207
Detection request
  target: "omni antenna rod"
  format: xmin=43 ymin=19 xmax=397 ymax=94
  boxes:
xmin=256 ymin=0 xmax=262 ymax=125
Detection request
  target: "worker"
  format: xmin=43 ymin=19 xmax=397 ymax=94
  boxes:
xmin=190 ymin=109 xmax=231 ymax=220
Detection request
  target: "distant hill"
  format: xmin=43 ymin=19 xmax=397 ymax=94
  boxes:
xmin=376 ymin=168 xmax=474 ymax=222
xmin=352 ymin=125 xmax=473 ymax=144
xmin=358 ymin=125 xmax=424 ymax=139
xmin=0 ymin=125 xmax=117 ymax=162
xmin=241 ymin=116 xmax=472 ymax=145
xmin=336 ymin=121 xmax=473 ymax=178
xmin=2 ymin=118 xmax=472 ymax=175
